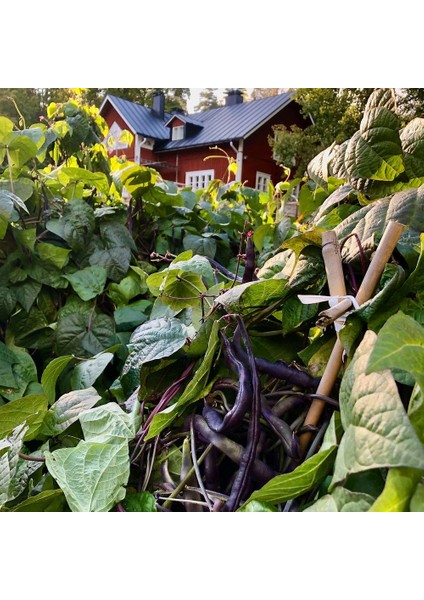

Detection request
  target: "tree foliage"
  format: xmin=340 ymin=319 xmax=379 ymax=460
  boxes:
xmin=194 ymin=88 xmax=220 ymax=112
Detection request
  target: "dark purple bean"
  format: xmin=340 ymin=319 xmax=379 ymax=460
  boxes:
xmin=260 ymin=395 xmax=294 ymax=457
xmin=202 ymin=404 xmax=224 ymax=430
xmin=225 ymin=317 xmax=262 ymax=511
xmin=194 ymin=415 xmax=275 ymax=484
xmin=205 ymin=334 xmax=252 ymax=432
xmin=242 ymin=232 xmax=258 ymax=283
xmin=271 ymin=395 xmax=308 ymax=417
xmin=203 ymin=446 xmax=221 ymax=492
xmin=206 ymin=257 xmax=243 ymax=282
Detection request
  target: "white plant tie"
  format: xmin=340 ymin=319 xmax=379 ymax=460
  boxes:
xmin=297 ymin=294 xmax=360 ymax=332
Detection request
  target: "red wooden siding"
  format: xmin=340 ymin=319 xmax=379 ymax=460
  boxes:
xmin=102 ymin=103 xmax=136 ymax=161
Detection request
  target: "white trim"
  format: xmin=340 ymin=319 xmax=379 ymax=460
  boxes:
xmin=99 ymin=96 xmax=136 ymax=135
xmin=255 ymin=171 xmax=271 ymax=192
xmin=172 ymin=125 xmax=185 ymax=141
xmin=236 ymin=139 xmax=244 ymax=182
xmin=185 ymin=169 xmax=215 ymax=190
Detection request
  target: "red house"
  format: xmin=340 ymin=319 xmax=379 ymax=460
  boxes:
xmin=100 ymin=90 xmax=306 ymax=191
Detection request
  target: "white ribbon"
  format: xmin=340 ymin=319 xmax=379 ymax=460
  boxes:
xmin=297 ymin=294 xmax=360 ymax=332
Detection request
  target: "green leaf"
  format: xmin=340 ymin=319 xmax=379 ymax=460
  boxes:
xmin=400 ymin=118 xmax=424 ymax=178
xmin=367 ymin=312 xmax=424 ymax=394
xmin=304 ymin=486 xmax=375 ymax=512
xmin=108 ymin=270 xmax=147 ymax=306
xmin=331 ymin=331 xmax=424 ymax=488
xmin=55 ymin=303 xmax=115 ymax=357
xmin=100 ymin=220 xmax=136 ymax=251
xmin=0 ymin=423 xmax=28 ymax=507
xmin=14 ymin=228 xmax=36 ymax=252
xmin=8 ymin=134 xmax=38 ymax=167
xmin=122 ymin=491 xmax=157 ymax=512
xmin=41 ymin=387 xmax=101 ymax=436
xmin=0 ymin=116 xmax=14 ymax=143
xmin=45 ymin=441 xmax=130 ymax=512
xmin=60 ymin=167 xmax=109 ymax=195
xmin=122 ymin=317 xmax=189 ymax=377
xmin=242 ymin=446 xmax=337 ymax=507
xmin=79 ymin=401 xmax=141 ymax=444
xmin=282 ymin=296 xmax=319 ymax=335
xmin=160 ymin=270 xmax=207 ymax=311
xmin=41 ymin=355 xmax=74 ymax=405
xmin=14 ymin=279 xmax=42 ymax=312
xmin=0 ymin=394 xmax=48 ymax=441
xmin=238 ymin=500 xmax=277 ymax=512
xmin=89 ymin=246 xmax=131 ymax=282
xmin=70 ymin=352 xmax=114 ymax=390
xmin=183 ymin=234 xmax=216 ymax=258
xmin=409 ymin=384 xmax=424 ymax=444
xmin=114 ymin=300 xmax=151 ymax=331
xmin=37 ymin=242 xmax=71 ymax=269
xmin=11 ymin=489 xmax=65 ymax=512
xmin=369 ymin=467 xmax=423 ymax=512
xmin=215 ymin=278 xmax=288 ymax=314
xmin=168 ymin=254 xmax=215 ymax=286
xmin=0 ymin=347 xmax=39 ymax=401
xmin=46 ymin=198 xmax=95 ymax=252
xmin=64 ymin=266 xmax=108 ymax=301
xmin=146 ymin=321 xmax=220 ymax=439
xmin=0 ymin=287 xmax=16 ymax=320
xmin=410 ymin=482 xmax=424 ymax=511
xmin=0 ymin=190 xmax=15 ymax=239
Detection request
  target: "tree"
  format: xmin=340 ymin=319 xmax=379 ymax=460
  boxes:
xmin=0 ymin=88 xmax=41 ymax=127
xmin=98 ymin=88 xmax=190 ymax=112
xmin=250 ymin=88 xmax=281 ymax=100
xmin=397 ymin=88 xmax=424 ymax=119
xmin=194 ymin=88 xmax=220 ymax=112
xmin=270 ymin=88 xmax=374 ymax=177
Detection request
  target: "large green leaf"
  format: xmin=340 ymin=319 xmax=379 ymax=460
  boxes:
xmin=13 ymin=279 xmax=42 ymax=312
xmin=0 ymin=424 xmax=28 ymax=507
xmin=367 ymin=312 xmax=424 ymax=394
xmin=183 ymin=234 xmax=216 ymax=258
xmin=41 ymin=387 xmax=101 ymax=436
xmin=45 ymin=441 xmax=130 ymax=512
xmin=335 ymin=186 xmax=424 ymax=265
xmin=160 ymin=270 xmax=207 ymax=311
xmin=46 ymin=198 xmax=95 ymax=252
xmin=64 ymin=266 xmax=108 ymax=301
xmin=11 ymin=489 xmax=65 ymax=512
xmin=70 ymin=352 xmax=114 ymax=390
xmin=79 ymin=401 xmax=141 ymax=444
xmin=410 ymin=483 xmax=424 ymax=511
xmin=100 ymin=220 xmax=136 ymax=251
xmin=8 ymin=134 xmax=38 ymax=168
xmin=60 ymin=167 xmax=109 ymax=195
xmin=369 ymin=467 xmax=423 ymax=512
xmin=37 ymin=242 xmax=71 ymax=269
xmin=215 ymin=278 xmax=288 ymax=313
xmin=146 ymin=320 xmax=220 ymax=439
xmin=331 ymin=331 xmax=424 ymax=488
xmin=400 ymin=118 xmax=424 ymax=179
xmin=55 ymin=300 xmax=116 ymax=357
xmin=41 ymin=355 xmax=74 ymax=405
xmin=89 ymin=246 xmax=131 ymax=282
xmin=304 ymin=486 xmax=375 ymax=512
xmin=0 ymin=347 xmax=39 ymax=401
xmin=241 ymin=446 xmax=337 ymax=507
xmin=0 ymin=394 xmax=48 ymax=441
xmin=0 ymin=287 xmax=17 ymax=320
xmin=122 ymin=317 xmax=189 ymax=377
xmin=122 ymin=491 xmax=156 ymax=512
xmin=168 ymin=254 xmax=215 ymax=286
xmin=108 ymin=270 xmax=148 ymax=306
xmin=0 ymin=190 xmax=15 ymax=239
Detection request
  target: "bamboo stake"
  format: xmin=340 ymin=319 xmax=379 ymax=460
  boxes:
xmin=317 ymin=221 xmax=405 ymax=329
xmin=299 ymin=231 xmax=347 ymax=455
xmin=299 ymin=221 xmax=405 ymax=456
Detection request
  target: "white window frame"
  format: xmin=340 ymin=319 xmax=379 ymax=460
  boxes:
xmin=185 ymin=169 xmax=215 ymax=191
xmin=255 ymin=171 xmax=271 ymax=192
xmin=172 ymin=125 xmax=185 ymax=141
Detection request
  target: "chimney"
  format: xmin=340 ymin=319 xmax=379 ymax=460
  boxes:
xmin=152 ymin=91 xmax=165 ymax=119
xmin=225 ymin=89 xmax=244 ymax=107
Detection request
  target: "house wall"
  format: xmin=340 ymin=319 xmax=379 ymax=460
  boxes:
xmin=157 ymin=143 xmax=237 ymax=186
xmin=101 ymin=103 xmax=136 ymax=161
xmin=243 ymin=102 xmax=307 ymax=187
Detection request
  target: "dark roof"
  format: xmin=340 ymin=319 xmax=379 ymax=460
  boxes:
xmin=102 ymin=95 xmax=170 ymax=140
xmin=159 ymin=92 xmax=294 ymax=151
xmin=101 ymin=91 xmax=295 ymax=150
xmin=164 ymin=113 xmax=204 ymax=128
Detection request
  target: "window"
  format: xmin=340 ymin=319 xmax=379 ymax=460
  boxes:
xmin=172 ymin=125 xmax=185 ymax=141
xmin=185 ymin=169 xmax=215 ymax=191
xmin=105 ymin=121 xmax=130 ymax=151
xmin=255 ymin=171 xmax=271 ymax=192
